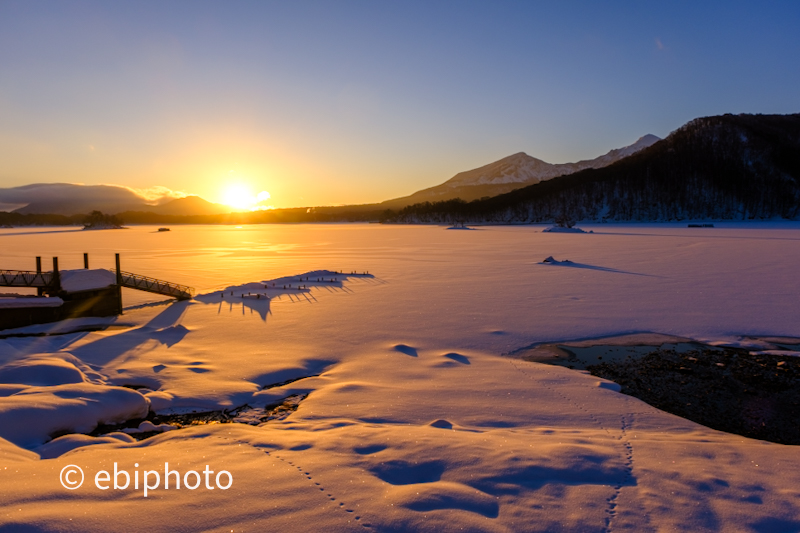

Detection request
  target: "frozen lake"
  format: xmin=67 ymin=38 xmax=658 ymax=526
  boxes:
xmin=3 ymin=222 xmax=800 ymax=349
xmin=1 ymin=223 xmax=800 ymax=532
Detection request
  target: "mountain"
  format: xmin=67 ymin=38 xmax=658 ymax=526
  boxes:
xmin=382 ymin=134 xmax=660 ymax=207
xmin=0 ymin=184 xmax=232 ymax=217
xmin=388 ymin=114 xmax=800 ymax=223
xmin=143 ymin=196 xmax=232 ymax=216
xmin=6 ymin=184 xmax=149 ymax=215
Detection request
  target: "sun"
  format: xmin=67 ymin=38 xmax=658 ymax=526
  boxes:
xmin=221 ymin=183 xmax=272 ymax=211
xmin=222 ymin=184 xmax=252 ymax=209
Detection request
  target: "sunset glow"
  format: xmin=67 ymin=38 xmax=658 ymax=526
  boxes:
xmin=221 ymin=184 xmax=271 ymax=211
xmin=2 ymin=3 xmax=796 ymax=209
xmin=1 ymin=3 xmax=800 ymax=531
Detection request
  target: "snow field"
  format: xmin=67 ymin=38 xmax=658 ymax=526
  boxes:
xmin=0 ymin=224 xmax=799 ymax=531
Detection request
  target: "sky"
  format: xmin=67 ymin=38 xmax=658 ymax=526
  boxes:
xmin=1 ymin=1 xmax=799 ymax=209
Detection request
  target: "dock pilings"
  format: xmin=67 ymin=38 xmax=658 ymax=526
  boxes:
xmin=36 ymin=256 xmax=43 ymax=296
xmin=52 ymin=257 xmax=60 ymax=292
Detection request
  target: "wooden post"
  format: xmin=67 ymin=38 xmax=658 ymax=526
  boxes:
xmin=115 ymin=284 xmax=123 ymax=315
xmin=114 ymin=253 xmax=123 ymax=314
xmin=84 ymin=253 xmax=89 ymax=269
xmin=36 ymin=256 xmax=43 ymax=296
xmin=52 ymin=257 xmax=61 ymax=292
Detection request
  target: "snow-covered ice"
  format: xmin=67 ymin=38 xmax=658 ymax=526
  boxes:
xmin=0 ymin=223 xmax=799 ymax=532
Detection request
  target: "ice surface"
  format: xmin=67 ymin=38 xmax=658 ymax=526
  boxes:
xmin=0 ymin=316 xmax=120 ymax=338
xmin=0 ymin=224 xmax=799 ymax=531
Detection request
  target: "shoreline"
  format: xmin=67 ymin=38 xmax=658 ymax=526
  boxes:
xmin=515 ymin=333 xmax=800 ymax=445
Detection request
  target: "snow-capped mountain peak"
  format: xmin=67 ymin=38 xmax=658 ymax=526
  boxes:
xmin=445 ymin=134 xmax=661 ymax=189
xmin=382 ymin=133 xmax=661 ymax=207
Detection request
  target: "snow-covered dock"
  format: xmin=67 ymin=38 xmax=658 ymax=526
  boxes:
xmin=0 ymin=254 xmax=193 ymax=329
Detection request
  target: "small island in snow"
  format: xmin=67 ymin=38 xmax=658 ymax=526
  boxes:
xmin=542 ymin=226 xmax=590 ymax=233
xmin=447 ymin=221 xmax=475 ymax=230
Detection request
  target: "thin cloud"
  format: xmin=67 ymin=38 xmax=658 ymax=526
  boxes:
xmin=123 ymin=185 xmax=189 ymax=205
xmin=655 ymin=37 xmax=665 ymax=51
xmin=0 ymin=183 xmax=192 ymax=210
xmin=251 ymin=190 xmax=274 ymax=211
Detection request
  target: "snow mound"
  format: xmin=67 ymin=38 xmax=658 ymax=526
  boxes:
xmin=0 ymin=435 xmax=39 ymax=462
xmin=595 ymin=380 xmax=621 ymax=392
xmin=35 ymin=432 xmax=135 ymax=459
xmin=121 ymin=421 xmax=176 ymax=434
xmin=0 ymin=383 xmax=150 ymax=448
xmin=0 ymin=353 xmax=106 ymax=386
xmin=59 ymin=269 xmax=116 ymax=292
xmin=143 ymin=390 xmax=175 ymax=412
xmin=0 ymin=356 xmax=87 ymax=387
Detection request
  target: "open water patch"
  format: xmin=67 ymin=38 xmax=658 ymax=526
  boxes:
xmin=516 ymin=336 xmax=705 ymax=370
xmin=518 ymin=339 xmax=800 ymax=445
xmin=587 ymin=347 xmax=800 ymax=444
xmin=90 ymin=393 xmax=309 ymax=441
xmin=514 ymin=335 xmax=800 ymax=444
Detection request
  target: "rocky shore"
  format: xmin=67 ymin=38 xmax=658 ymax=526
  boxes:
xmin=588 ymin=347 xmax=800 ymax=445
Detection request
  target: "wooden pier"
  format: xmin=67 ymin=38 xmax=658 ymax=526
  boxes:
xmin=0 ymin=254 xmax=194 ymax=330
xmin=0 ymin=254 xmax=193 ymax=300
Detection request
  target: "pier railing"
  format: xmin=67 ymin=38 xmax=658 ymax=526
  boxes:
xmin=0 ymin=270 xmax=55 ymax=288
xmin=116 ymin=270 xmax=194 ymax=300
xmin=0 ymin=268 xmax=193 ymax=301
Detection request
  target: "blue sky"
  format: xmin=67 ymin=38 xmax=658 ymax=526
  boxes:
xmin=1 ymin=1 xmax=798 ymax=208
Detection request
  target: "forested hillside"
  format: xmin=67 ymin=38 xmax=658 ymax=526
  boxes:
xmin=387 ymin=114 xmax=800 ymax=224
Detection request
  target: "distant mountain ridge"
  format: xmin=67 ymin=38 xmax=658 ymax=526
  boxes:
xmin=136 ymin=196 xmax=232 ymax=216
xmin=383 ymin=134 xmax=660 ymax=206
xmin=389 ymin=113 xmax=800 ymax=223
xmin=0 ymin=183 xmax=232 ymax=216
xmin=6 ymin=183 xmax=146 ymax=215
